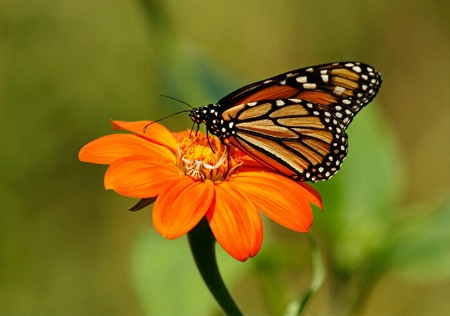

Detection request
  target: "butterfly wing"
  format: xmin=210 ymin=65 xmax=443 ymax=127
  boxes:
xmin=218 ymin=62 xmax=382 ymax=128
xmin=222 ymin=99 xmax=348 ymax=182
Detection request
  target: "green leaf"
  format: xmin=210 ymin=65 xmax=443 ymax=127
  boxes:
xmin=314 ymin=104 xmax=406 ymax=272
xmin=283 ymin=235 xmax=325 ymax=316
xmin=385 ymin=200 xmax=450 ymax=281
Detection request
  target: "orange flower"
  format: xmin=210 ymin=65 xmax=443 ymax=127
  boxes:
xmin=79 ymin=120 xmax=322 ymax=261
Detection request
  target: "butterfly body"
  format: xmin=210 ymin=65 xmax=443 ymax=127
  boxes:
xmin=189 ymin=62 xmax=382 ymax=182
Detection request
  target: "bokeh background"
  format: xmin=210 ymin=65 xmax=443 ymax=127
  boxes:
xmin=1 ymin=0 xmax=449 ymax=315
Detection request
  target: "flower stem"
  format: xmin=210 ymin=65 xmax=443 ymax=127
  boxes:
xmin=187 ymin=217 xmax=243 ymax=316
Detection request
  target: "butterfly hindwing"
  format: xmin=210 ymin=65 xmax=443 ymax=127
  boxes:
xmin=224 ymin=99 xmax=348 ymax=182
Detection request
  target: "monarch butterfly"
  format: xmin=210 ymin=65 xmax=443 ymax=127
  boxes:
xmin=189 ymin=62 xmax=382 ymax=182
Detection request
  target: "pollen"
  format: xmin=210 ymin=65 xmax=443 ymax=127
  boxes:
xmin=177 ymin=133 xmax=241 ymax=182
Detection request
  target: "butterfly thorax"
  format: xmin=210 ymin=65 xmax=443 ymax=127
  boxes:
xmin=189 ymin=103 xmax=233 ymax=139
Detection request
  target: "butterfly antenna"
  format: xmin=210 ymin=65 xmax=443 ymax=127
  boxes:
xmin=159 ymin=95 xmax=193 ymax=109
xmin=143 ymin=109 xmax=192 ymax=133
xmin=143 ymin=95 xmax=195 ymax=133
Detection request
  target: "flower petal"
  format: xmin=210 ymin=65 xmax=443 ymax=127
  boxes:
xmin=112 ymin=120 xmax=178 ymax=151
xmin=79 ymin=134 xmax=173 ymax=165
xmin=104 ymin=156 xmax=181 ymax=198
xmin=153 ymin=179 xmax=214 ymax=239
xmin=230 ymin=172 xmax=321 ymax=232
xmin=207 ymin=182 xmax=263 ymax=261
xmin=297 ymin=182 xmax=323 ymax=210
xmin=237 ymin=154 xmax=274 ymax=173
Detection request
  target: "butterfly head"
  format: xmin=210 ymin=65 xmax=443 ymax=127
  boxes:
xmin=189 ymin=104 xmax=226 ymax=137
xmin=188 ymin=107 xmax=205 ymax=124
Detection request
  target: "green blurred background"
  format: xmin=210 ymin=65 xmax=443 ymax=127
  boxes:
xmin=1 ymin=0 xmax=449 ymax=315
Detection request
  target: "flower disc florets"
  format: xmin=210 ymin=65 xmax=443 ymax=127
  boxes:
xmin=177 ymin=133 xmax=241 ymax=182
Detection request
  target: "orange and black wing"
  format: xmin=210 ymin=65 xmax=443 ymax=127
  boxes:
xmin=221 ymin=99 xmax=348 ymax=182
xmin=218 ymin=62 xmax=382 ymax=128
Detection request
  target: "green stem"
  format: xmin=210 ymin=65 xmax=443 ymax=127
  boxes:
xmin=187 ymin=217 xmax=243 ymax=316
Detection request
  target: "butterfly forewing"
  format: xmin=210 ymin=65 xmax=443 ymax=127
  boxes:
xmin=218 ymin=62 xmax=381 ymax=128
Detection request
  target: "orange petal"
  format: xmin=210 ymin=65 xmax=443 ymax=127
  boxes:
xmin=238 ymin=154 xmax=274 ymax=173
xmin=111 ymin=120 xmax=178 ymax=152
xmin=104 ymin=156 xmax=181 ymax=198
xmin=79 ymin=134 xmax=173 ymax=164
xmin=153 ymin=179 xmax=214 ymax=239
xmin=207 ymin=182 xmax=263 ymax=261
xmin=230 ymin=172 xmax=319 ymax=232
xmin=297 ymin=182 xmax=323 ymax=210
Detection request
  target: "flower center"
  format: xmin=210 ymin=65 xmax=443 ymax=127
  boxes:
xmin=177 ymin=132 xmax=241 ymax=182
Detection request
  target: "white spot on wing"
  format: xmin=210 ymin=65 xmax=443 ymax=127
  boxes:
xmin=303 ymin=83 xmax=317 ymax=89
xmin=334 ymin=86 xmax=346 ymax=95
xmin=296 ymin=76 xmax=308 ymax=83
xmin=352 ymin=66 xmax=362 ymax=73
